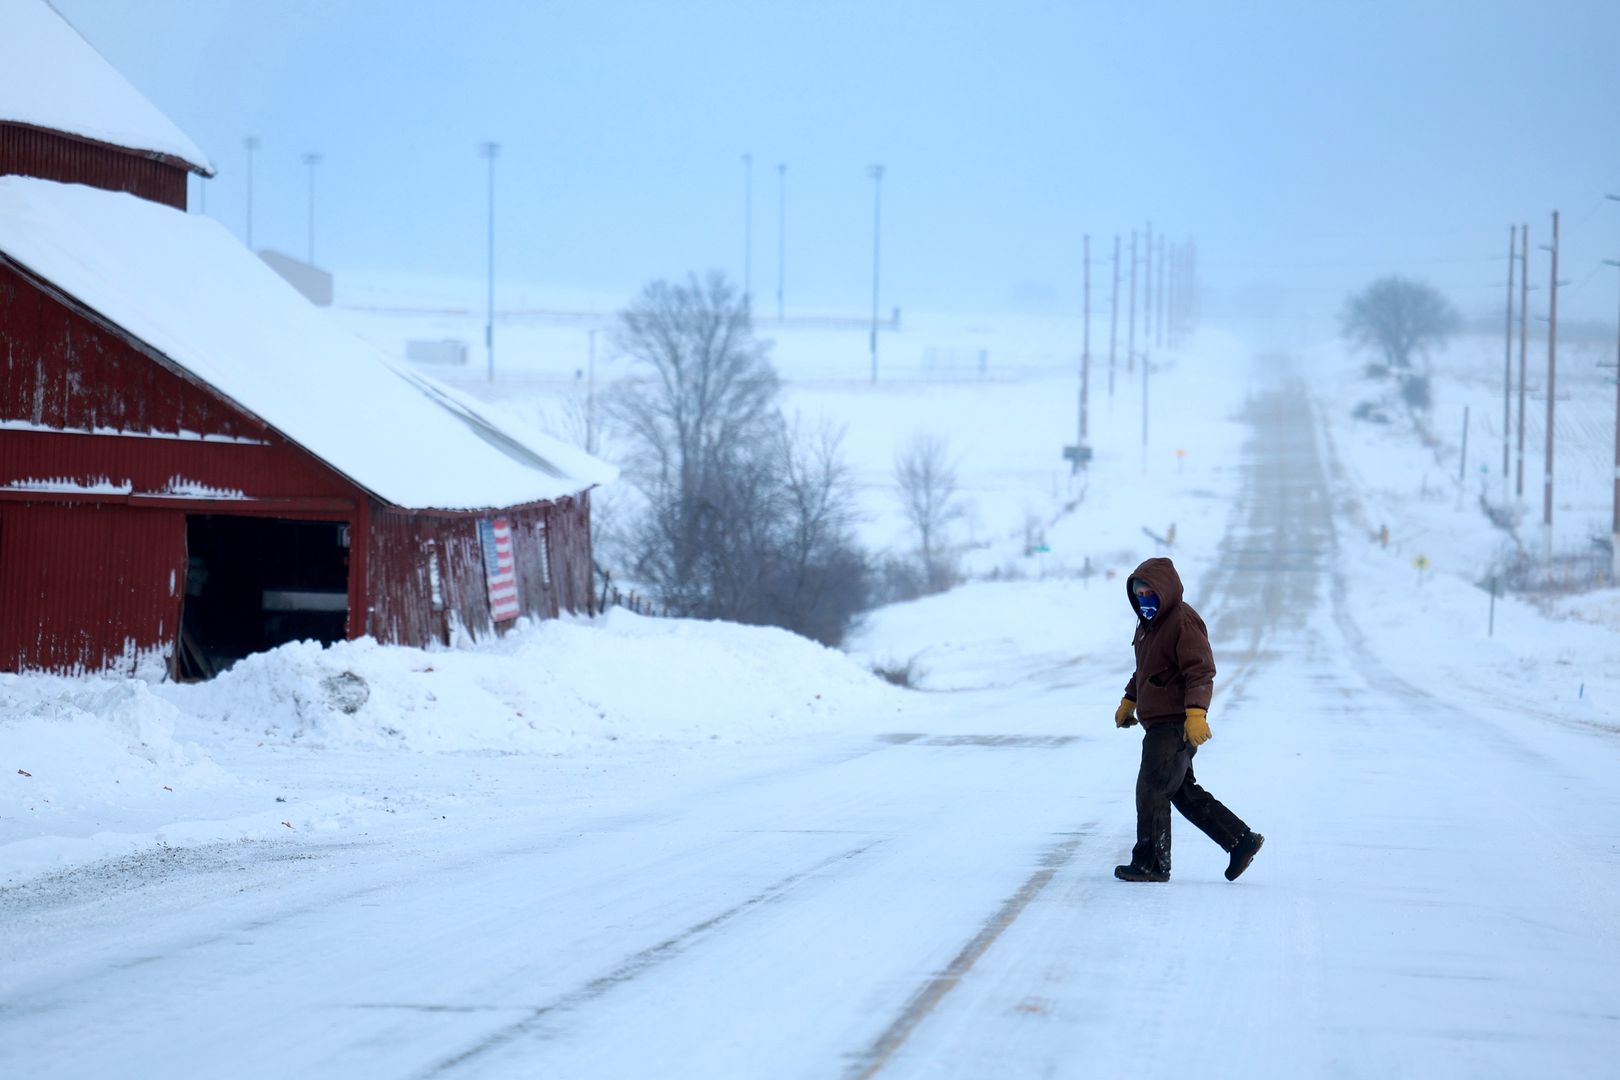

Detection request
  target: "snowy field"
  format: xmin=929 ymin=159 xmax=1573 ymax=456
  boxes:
xmin=4 ymin=287 xmax=1618 ymax=1078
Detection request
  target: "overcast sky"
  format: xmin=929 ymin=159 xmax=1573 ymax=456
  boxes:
xmin=48 ymin=0 xmax=1620 ymax=332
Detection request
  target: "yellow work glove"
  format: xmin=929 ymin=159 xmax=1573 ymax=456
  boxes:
xmin=1114 ymin=697 xmax=1137 ymax=728
xmin=1184 ymin=707 xmax=1211 ymax=746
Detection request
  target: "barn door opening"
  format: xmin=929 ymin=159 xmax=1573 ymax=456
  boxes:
xmin=178 ymin=515 xmax=350 ymax=678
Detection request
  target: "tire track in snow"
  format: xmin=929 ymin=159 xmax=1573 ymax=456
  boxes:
xmin=409 ymin=838 xmax=886 ymax=1078
xmin=840 ymin=830 xmax=1087 ymax=1080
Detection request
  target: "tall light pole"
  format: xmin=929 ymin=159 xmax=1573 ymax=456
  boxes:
xmin=776 ymin=162 xmax=787 ymax=321
xmin=868 ymin=163 xmax=884 ymax=384
xmin=742 ymin=152 xmax=753 ymax=310
xmin=243 ymin=135 xmax=260 ymax=250
xmin=480 ymin=141 xmax=499 ymax=383
xmin=302 ymin=152 xmax=322 ymax=265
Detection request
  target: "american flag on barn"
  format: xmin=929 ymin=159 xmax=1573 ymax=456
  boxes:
xmin=478 ymin=519 xmax=521 ymax=623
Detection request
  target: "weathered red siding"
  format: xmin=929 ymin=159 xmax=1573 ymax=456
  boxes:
xmin=0 ymin=501 xmax=184 ymax=674
xmin=1 ymin=256 xmax=365 ymax=674
xmin=1 ymin=261 xmax=358 ymax=503
xmin=366 ymin=494 xmax=595 ymax=648
xmin=1 ymin=122 xmax=189 ymax=210
xmin=2 ymin=261 xmax=264 ymax=439
xmin=543 ymin=492 xmax=596 ymax=617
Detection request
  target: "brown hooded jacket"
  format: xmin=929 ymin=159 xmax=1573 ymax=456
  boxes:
xmin=1123 ymin=557 xmax=1215 ymax=728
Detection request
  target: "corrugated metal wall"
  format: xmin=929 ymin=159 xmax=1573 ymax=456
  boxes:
xmin=1 ymin=258 xmax=364 ymax=675
xmin=2 ymin=263 xmax=265 ymax=439
xmin=366 ymin=494 xmax=597 ymax=649
xmin=0 ymin=123 xmax=187 ymax=210
xmin=1 ymin=123 xmax=189 ymax=210
xmin=1 ymin=262 xmax=356 ymax=501
xmin=0 ymin=501 xmax=184 ymax=675
xmin=545 ymin=491 xmax=595 ymax=616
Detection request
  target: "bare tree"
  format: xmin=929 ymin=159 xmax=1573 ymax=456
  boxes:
xmin=894 ymin=433 xmax=965 ymax=594
xmin=765 ymin=419 xmax=870 ymax=643
xmin=1342 ymin=277 xmax=1460 ymax=413
xmin=1342 ymin=277 xmax=1461 ymax=371
xmin=610 ymin=273 xmax=780 ymax=611
xmin=608 ymin=274 xmax=868 ymax=643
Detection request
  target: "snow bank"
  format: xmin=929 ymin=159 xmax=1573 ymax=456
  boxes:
xmin=2 ymin=674 xmax=236 ymax=877
xmin=3 ymin=674 xmax=231 ymax=798
xmin=163 ymin=611 xmax=904 ymax=753
xmin=2 ymin=613 xmax=906 ymax=885
xmin=849 ymin=579 xmax=1135 ymax=692
xmin=1314 ymin=338 xmax=1620 ymax=730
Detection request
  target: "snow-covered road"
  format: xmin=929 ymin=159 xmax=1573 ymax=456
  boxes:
xmin=4 ymin=365 xmax=1618 ymax=1079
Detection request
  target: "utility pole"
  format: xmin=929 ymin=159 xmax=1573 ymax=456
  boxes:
xmin=243 ymin=135 xmax=259 ymax=250
xmin=1544 ymin=210 xmax=1559 ymax=534
xmin=1144 ymin=222 xmax=1154 ymax=351
xmin=1605 ymin=252 xmax=1620 ymax=584
xmin=1186 ymin=240 xmax=1199 ymax=334
xmin=1517 ymin=223 xmax=1529 ymax=500
xmin=480 ymin=140 xmax=499 ymax=383
xmin=1127 ymin=230 xmax=1138 ymax=375
xmin=1140 ymin=231 xmax=1151 ymax=451
xmin=586 ymin=328 xmax=597 ymax=454
xmin=776 ymin=162 xmax=786 ymax=321
xmin=1503 ymin=224 xmax=1515 ymax=492
xmin=1172 ymin=242 xmax=1185 ymax=348
xmin=1081 ymin=234 xmax=1091 ymax=444
xmin=302 ymin=152 xmax=321 ymax=265
xmin=1109 ymin=234 xmax=1120 ymax=398
xmin=1177 ymin=241 xmax=1187 ymax=346
xmin=1157 ymin=234 xmax=1168 ymax=349
xmin=1606 ymin=190 xmax=1620 ymax=581
xmin=1142 ymin=317 xmax=1151 ymax=451
xmin=868 ymin=164 xmax=884 ymax=384
xmin=742 ymin=152 xmax=753 ymax=310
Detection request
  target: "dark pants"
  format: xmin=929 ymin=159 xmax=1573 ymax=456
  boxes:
xmin=1132 ymin=722 xmax=1248 ymax=874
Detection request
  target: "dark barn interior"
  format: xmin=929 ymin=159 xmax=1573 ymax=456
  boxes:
xmin=179 ymin=514 xmax=350 ymax=678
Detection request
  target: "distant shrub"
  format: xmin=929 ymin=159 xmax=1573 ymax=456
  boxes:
xmin=1400 ymin=373 xmax=1431 ymax=411
xmin=1351 ymin=400 xmax=1391 ymax=424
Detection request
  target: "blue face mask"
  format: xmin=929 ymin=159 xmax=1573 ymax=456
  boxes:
xmin=1136 ymin=592 xmax=1160 ymax=620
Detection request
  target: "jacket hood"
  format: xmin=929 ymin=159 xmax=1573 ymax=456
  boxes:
xmin=1127 ymin=556 xmax=1185 ymax=623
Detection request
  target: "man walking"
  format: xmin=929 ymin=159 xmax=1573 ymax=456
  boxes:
xmin=1113 ymin=556 xmax=1264 ymax=882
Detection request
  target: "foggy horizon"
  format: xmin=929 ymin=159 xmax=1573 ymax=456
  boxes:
xmin=48 ymin=0 xmax=1620 ymax=335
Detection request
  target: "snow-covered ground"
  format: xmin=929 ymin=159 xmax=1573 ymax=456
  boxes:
xmin=4 ymin=291 xmax=1618 ymax=1078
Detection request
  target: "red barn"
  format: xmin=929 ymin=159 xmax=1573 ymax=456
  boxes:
xmin=0 ymin=1 xmax=615 ymax=677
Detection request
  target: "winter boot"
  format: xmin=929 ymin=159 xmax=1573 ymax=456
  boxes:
xmin=1225 ymin=831 xmax=1264 ymax=881
xmin=1114 ymin=863 xmax=1170 ymax=883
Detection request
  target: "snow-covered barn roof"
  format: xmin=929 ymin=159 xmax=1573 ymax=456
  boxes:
xmin=0 ymin=177 xmax=617 ymax=511
xmin=0 ymin=0 xmax=213 ymax=175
